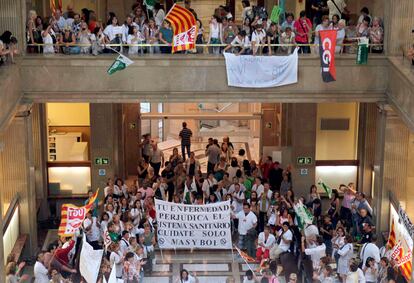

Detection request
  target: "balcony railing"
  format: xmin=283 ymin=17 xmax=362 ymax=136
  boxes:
xmin=25 ymin=42 xmax=384 ymax=56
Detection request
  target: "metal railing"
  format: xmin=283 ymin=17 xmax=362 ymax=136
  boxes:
xmin=25 ymin=42 xmax=384 ymax=55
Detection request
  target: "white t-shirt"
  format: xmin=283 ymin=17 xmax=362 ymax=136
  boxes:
xmin=104 ymin=25 xmax=125 ymax=42
xmin=258 ymin=232 xmax=276 ymax=249
xmin=180 ymin=274 xmax=197 ymax=283
xmin=252 ymin=184 xmax=264 ymax=196
xmin=83 ymin=217 xmax=100 ymax=242
xmin=230 ymin=36 xmax=251 ymax=48
xmin=360 ymin=242 xmax=380 ymax=267
xmin=305 ymin=243 xmax=326 ymax=270
xmin=278 ymin=229 xmax=293 ymax=252
xmin=34 ymin=261 xmax=49 ymax=283
xmin=336 ymin=28 xmax=345 ymax=53
xmin=251 ymin=30 xmax=266 ymax=43
xmin=110 ymin=251 xmax=123 ymax=278
xmin=236 ymin=211 xmax=257 ymax=235
xmin=232 ymin=190 xmax=245 ymax=213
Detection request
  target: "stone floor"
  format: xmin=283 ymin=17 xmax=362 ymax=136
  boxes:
xmin=142 ymin=249 xmax=288 ymax=283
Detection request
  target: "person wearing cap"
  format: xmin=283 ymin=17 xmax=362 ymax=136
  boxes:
xmin=251 ymin=22 xmax=266 ymax=55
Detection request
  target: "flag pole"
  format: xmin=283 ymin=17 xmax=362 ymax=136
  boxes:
xmin=164 ymin=3 xmax=176 ymax=19
xmin=234 ymin=245 xmax=255 ymax=274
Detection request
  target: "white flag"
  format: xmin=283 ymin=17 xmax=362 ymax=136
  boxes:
xmin=79 ymin=235 xmax=104 ymax=283
xmin=107 ymin=262 xmax=118 ymax=283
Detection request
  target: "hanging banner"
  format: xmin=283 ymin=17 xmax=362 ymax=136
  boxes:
xmin=388 ymin=205 xmax=413 ymax=282
xmin=356 ymin=37 xmax=369 ymax=65
xmin=58 ymin=189 xmax=99 ymax=237
xmin=223 ymin=48 xmax=298 ymax=88
xmin=155 ymin=199 xmax=232 ymax=249
xmin=165 ymin=4 xmax=197 ymax=53
xmin=80 ymin=235 xmax=104 ymax=283
xmin=319 ymin=30 xmax=337 ymax=82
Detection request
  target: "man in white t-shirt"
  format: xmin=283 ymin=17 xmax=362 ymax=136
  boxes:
xmin=83 ymin=211 xmax=101 ymax=250
xmin=224 ymin=30 xmax=251 ymax=55
xmin=251 ymin=24 xmax=267 ymax=55
xmin=270 ymin=221 xmax=293 ymax=259
xmin=256 ymin=225 xmax=276 ymax=262
xmin=302 ymin=236 xmax=326 ymax=270
xmin=360 ymin=234 xmax=380 ymax=267
xmin=235 ymin=203 xmax=257 ymax=254
xmin=34 ymin=252 xmax=49 ymax=283
xmin=232 ymin=183 xmax=245 ymax=213
xmin=119 ymin=230 xmax=131 ymax=255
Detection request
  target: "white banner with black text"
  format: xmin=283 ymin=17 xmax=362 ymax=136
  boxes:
xmin=223 ymin=48 xmax=298 ymax=88
xmin=155 ymin=199 xmax=232 ymax=249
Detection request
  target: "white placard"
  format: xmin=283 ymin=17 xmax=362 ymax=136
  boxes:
xmin=79 ymin=235 xmax=104 ymax=283
xmin=223 ymin=48 xmax=298 ymax=88
xmin=155 ymin=199 xmax=232 ymax=249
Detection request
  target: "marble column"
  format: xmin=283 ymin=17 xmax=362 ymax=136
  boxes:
xmin=90 ymin=104 xmax=123 ymax=193
xmin=373 ymin=105 xmax=410 ymax=235
xmin=290 ymin=103 xmax=317 ymax=197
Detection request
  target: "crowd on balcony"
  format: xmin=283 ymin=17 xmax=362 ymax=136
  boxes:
xmin=23 ymin=0 xmax=385 ymax=56
xmin=24 ymin=122 xmax=409 ymax=283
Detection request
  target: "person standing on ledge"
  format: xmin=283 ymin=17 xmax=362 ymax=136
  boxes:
xmin=179 ymin=122 xmax=192 ymax=160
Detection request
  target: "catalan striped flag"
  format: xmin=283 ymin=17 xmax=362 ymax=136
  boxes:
xmin=50 ymin=0 xmax=56 ymax=15
xmin=387 ymin=218 xmax=412 ymax=282
xmin=58 ymin=189 xmax=99 ymax=237
xmin=165 ymin=4 xmax=197 ymax=53
xmin=386 ymin=219 xmax=396 ymax=249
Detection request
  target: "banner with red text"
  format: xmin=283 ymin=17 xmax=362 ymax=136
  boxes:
xmin=58 ymin=190 xmax=99 ymax=237
xmin=319 ymin=30 xmax=337 ymax=82
xmin=388 ymin=205 xmax=413 ymax=282
xmin=155 ymin=199 xmax=232 ymax=249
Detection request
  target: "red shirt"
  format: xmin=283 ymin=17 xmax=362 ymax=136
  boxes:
xmin=261 ymin=162 xmax=275 ymax=180
xmin=55 ymin=240 xmax=75 ymax=265
xmin=294 ymin=18 xmax=312 ymax=43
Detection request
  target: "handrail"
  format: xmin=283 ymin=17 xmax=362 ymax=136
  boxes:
xmin=2 ymin=194 xmax=19 ymax=234
xmin=27 ymin=43 xmax=383 ymax=47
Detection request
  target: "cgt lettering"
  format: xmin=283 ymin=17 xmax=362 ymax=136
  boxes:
xmin=322 ymin=37 xmax=332 ymax=72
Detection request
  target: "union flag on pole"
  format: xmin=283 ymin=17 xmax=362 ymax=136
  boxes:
xmin=58 ymin=189 xmax=99 ymax=237
xmin=165 ymin=4 xmax=197 ymax=53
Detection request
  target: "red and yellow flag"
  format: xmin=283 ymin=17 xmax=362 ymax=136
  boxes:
xmin=388 ymin=218 xmax=412 ymax=282
xmin=58 ymin=189 xmax=99 ymax=237
xmin=165 ymin=4 xmax=197 ymax=53
xmin=50 ymin=0 xmax=56 ymax=15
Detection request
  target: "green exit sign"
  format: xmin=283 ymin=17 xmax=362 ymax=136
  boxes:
xmin=95 ymin=157 xmax=109 ymax=165
xmin=297 ymin=157 xmax=312 ymax=165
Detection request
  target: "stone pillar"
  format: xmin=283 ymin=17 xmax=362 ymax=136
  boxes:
xmin=123 ymin=104 xmax=141 ymax=177
xmin=373 ymin=105 xmax=410 ymax=236
xmin=290 ymin=103 xmax=317 ymax=197
xmin=357 ymin=103 xmax=377 ymax=197
xmin=0 ymin=0 xmax=26 ymax=51
xmin=90 ymin=104 xmax=122 ymax=193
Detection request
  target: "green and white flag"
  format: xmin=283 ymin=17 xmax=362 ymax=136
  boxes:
xmin=107 ymin=54 xmax=134 ymax=75
xmin=317 ymin=179 xmax=332 ymax=198
xmin=294 ymin=201 xmax=313 ymax=230
xmin=183 ymin=185 xmax=191 ymax=204
xmin=144 ymin=0 xmax=156 ymax=10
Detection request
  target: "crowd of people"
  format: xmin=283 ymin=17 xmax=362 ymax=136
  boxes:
xmin=23 ymin=122 xmax=409 ymax=283
xmin=23 ymin=0 xmax=385 ymax=56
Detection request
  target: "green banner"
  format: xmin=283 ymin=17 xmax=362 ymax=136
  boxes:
xmin=270 ymin=6 xmax=282 ymax=24
xmin=356 ymin=38 xmax=369 ymax=65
